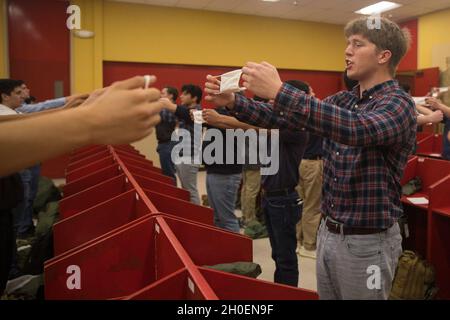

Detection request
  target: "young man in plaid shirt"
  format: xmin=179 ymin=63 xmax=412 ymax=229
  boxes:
xmin=204 ymin=17 xmax=416 ymax=299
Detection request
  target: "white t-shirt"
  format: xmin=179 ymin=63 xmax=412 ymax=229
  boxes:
xmin=0 ymin=104 xmax=19 ymax=115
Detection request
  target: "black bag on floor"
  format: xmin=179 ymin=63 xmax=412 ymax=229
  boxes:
xmin=23 ymin=202 xmax=59 ymax=275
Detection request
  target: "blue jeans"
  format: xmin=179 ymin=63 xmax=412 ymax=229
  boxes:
xmin=13 ymin=165 xmax=40 ymax=236
xmin=263 ymin=191 xmax=303 ymax=287
xmin=206 ymin=173 xmax=242 ymax=233
xmin=157 ymin=141 xmax=177 ymax=185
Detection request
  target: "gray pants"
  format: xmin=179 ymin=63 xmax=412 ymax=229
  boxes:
xmin=175 ymin=163 xmax=200 ymax=205
xmin=316 ymin=218 xmax=402 ymax=300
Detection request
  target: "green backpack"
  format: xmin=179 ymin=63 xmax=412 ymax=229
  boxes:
xmin=389 ymin=250 xmax=438 ymax=300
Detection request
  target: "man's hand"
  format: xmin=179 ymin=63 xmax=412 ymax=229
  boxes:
xmin=64 ymin=93 xmax=89 ymax=109
xmin=79 ymin=87 xmax=108 ymax=107
xmin=425 ymin=97 xmax=444 ymax=110
xmin=204 ymin=75 xmax=236 ymax=108
xmin=428 ymin=110 xmax=444 ymax=123
xmin=83 ymin=76 xmax=163 ymax=145
xmin=202 ymin=109 xmax=223 ymax=127
xmin=241 ymin=61 xmax=283 ymax=100
xmin=159 ymin=97 xmax=177 ymax=113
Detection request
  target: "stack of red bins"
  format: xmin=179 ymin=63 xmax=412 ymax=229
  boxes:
xmin=44 ymin=144 xmax=318 ymax=300
xmin=400 ymin=155 xmax=450 ymax=299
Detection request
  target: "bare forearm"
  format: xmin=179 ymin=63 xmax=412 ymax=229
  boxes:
xmin=416 ymin=105 xmax=432 ymax=115
xmin=436 ymin=103 xmax=450 ymax=118
xmin=0 ymin=108 xmax=92 ymax=176
xmin=417 ymin=115 xmax=431 ymax=126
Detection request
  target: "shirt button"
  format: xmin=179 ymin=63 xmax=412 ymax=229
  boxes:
xmin=354 ymin=105 xmax=359 ymax=109
xmin=336 ymin=152 xmax=340 ymax=156
xmin=331 ymin=204 xmax=335 ymax=208
xmin=334 ymin=178 xmax=337 ymax=182
xmin=280 ymin=112 xmax=284 ymax=116
xmin=369 ymin=96 xmax=373 ymax=99
xmin=301 ymin=128 xmax=305 ymax=131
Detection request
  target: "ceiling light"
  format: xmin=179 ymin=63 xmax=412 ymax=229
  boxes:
xmin=355 ymin=1 xmax=402 ymax=15
xmin=262 ymin=0 xmax=281 ymax=2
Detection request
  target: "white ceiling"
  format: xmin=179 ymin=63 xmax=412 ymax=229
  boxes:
xmin=109 ymin=0 xmax=450 ymax=25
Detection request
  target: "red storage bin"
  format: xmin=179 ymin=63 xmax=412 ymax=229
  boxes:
xmin=60 ymin=174 xmax=134 ymax=219
xmin=66 ymin=156 xmax=116 ymax=182
xmin=144 ymin=189 xmax=213 ymax=225
xmin=54 ymin=190 xmax=152 ymax=255
xmin=45 ymin=216 xmax=186 ymax=299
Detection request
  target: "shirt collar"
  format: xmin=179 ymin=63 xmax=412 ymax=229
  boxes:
xmin=351 ymin=80 xmax=398 ymax=100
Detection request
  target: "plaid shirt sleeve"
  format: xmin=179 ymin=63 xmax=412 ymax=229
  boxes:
xmin=273 ymin=83 xmax=416 ymax=147
xmin=233 ymin=94 xmax=289 ymax=128
xmin=160 ymin=108 xmax=177 ymax=124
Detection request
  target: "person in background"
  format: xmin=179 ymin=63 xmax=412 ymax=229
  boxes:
xmin=156 ymin=86 xmax=178 ymax=184
xmin=204 ymin=79 xmax=310 ymax=287
xmin=425 ymin=96 xmax=450 ymax=160
xmin=295 ymin=84 xmax=323 ymax=260
xmin=158 ymin=84 xmax=203 ymax=205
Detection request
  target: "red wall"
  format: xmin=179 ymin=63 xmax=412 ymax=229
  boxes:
xmin=398 ymin=19 xmax=418 ymax=72
xmin=8 ymin=0 xmax=70 ymax=100
xmin=104 ymin=61 xmax=344 ymax=106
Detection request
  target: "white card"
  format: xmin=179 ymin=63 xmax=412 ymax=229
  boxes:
xmin=412 ymin=97 xmax=427 ymax=105
xmin=407 ymin=197 xmax=429 ymax=205
xmin=217 ymin=69 xmax=245 ymax=94
xmin=144 ymin=75 xmax=151 ymax=89
xmin=192 ymin=110 xmax=204 ymax=124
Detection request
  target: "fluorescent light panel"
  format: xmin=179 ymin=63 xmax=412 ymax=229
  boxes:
xmin=355 ymin=1 xmax=402 ymax=15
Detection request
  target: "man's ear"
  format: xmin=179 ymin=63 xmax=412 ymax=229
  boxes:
xmin=378 ymin=50 xmax=392 ymax=66
xmin=1 ymin=93 xmax=8 ymax=103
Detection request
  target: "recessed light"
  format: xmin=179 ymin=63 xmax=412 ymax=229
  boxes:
xmin=355 ymin=1 xmax=402 ymax=15
xmin=262 ymin=0 xmax=281 ymax=2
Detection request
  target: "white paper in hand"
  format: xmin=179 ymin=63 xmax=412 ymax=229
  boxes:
xmin=412 ymin=97 xmax=427 ymax=105
xmin=217 ymin=69 xmax=246 ymax=94
xmin=192 ymin=110 xmax=204 ymax=124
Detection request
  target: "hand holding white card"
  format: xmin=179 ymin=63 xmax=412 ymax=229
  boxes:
xmin=216 ymin=69 xmax=246 ymax=94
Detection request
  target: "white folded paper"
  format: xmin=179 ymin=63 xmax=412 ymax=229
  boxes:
xmin=192 ymin=110 xmax=204 ymax=124
xmin=216 ymin=69 xmax=246 ymax=94
xmin=412 ymin=97 xmax=427 ymax=105
xmin=406 ymin=197 xmax=429 ymax=205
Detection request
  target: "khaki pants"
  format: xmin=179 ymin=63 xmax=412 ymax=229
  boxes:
xmin=240 ymin=169 xmax=261 ymax=223
xmin=296 ymin=159 xmax=323 ymax=250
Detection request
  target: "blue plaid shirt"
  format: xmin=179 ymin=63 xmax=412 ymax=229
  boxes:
xmin=233 ymin=80 xmax=416 ymax=229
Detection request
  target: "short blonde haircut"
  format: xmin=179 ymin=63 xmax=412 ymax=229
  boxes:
xmin=344 ymin=17 xmax=411 ymax=76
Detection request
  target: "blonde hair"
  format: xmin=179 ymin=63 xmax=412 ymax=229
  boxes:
xmin=344 ymin=17 xmax=411 ymax=76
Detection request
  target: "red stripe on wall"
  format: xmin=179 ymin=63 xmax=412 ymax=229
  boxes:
xmin=103 ymin=61 xmax=344 ymax=106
